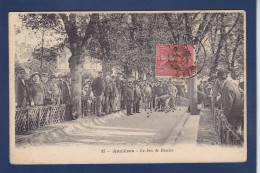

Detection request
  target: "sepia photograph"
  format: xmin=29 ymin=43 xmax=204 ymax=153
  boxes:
xmin=9 ymin=10 xmax=247 ymax=164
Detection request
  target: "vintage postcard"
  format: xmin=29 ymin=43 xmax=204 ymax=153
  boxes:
xmin=9 ymin=10 xmax=247 ymax=164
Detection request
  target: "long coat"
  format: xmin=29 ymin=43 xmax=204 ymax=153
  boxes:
xmin=221 ymin=81 xmax=243 ymax=127
xmin=28 ymin=82 xmax=45 ymax=106
xmin=15 ymin=78 xmax=28 ymax=108
xmin=43 ymin=81 xmax=53 ymax=105
xmin=134 ymin=85 xmax=141 ymax=101
xmin=61 ymin=80 xmax=71 ymax=104
xmin=92 ymin=77 xmax=104 ymax=96
xmin=126 ymin=85 xmax=134 ymax=103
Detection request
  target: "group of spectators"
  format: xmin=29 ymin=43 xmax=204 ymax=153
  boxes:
xmin=81 ymin=71 xmax=181 ymax=116
xmin=198 ymin=70 xmax=244 ymax=135
xmin=15 ymin=68 xmax=184 ymax=117
xmin=15 ymin=68 xmax=71 ymax=108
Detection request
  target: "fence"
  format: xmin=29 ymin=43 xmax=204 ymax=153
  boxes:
xmin=15 ymin=105 xmax=68 ymax=134
xmin=214 ymin=109 xmax=244 ymax=146
xmin=82 ymin=97 xmax=96 ymax=116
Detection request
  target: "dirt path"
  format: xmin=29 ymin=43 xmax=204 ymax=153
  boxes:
xmin=197 ymin=108 xmax=220 ymax=145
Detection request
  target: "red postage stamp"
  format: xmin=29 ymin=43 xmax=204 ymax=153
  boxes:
xmin=155 ymin=45 xmax=195 ymax=78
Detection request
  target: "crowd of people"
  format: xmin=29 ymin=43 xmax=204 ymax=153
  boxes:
xmin=15 ymin=68 xmax=183 ymax=117
xmin=15 ymin=69 xmax=71 ymax=108
xmin=15 ymin=66 xmax=244 ymax=135
xmin=81 ymin=71 xmax=181 ymax=116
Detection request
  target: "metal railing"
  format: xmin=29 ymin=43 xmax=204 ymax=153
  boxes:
xmin=214 ymin=109 xmax=244 ymax=146
xmin=15 ymin=105 xmax=68 ymax=134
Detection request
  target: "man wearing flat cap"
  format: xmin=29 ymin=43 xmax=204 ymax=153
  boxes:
xmin=217 ymin=71 xmax=243 ymax=135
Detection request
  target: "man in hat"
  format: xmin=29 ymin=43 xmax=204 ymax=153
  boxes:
xmin=151 ymin=81 xmax=158 ymax=109
xmin=110 ymin=74 xmax=119 ymax=112
xmin=49 ymin=74 xmax=62 ymax=105
xmin=217 ymin=71 xmax=243 ymax=135
xmin=28 ymin=72 xmax=45 ymax=106
xmin=41 ymin=73 xmax=53 ymax=105
xmin=143 ymin=82 xmax=153 ymax=114
xmin=92 ymin=71 xmax=105 ymax=116
xmin=60 ymin=75 xmax=71 ymax=105
xmin=126 ymin=80 xmax=134 ymax=115
xmin=156 ymin=81 xmax=164 ymax=111
xmin=133 ymin=81 xmax=141 ymax=113
xmin=15 ymin=68 xmax=28 ymax=108
xmin=121 ymin=76 xmax=127 ymax=109
xmin=167 ymin=80 xmax=178 ymax=111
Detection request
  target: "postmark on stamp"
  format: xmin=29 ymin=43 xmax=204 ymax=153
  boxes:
xmin=155 ymin=45 xmax=195 ymax=78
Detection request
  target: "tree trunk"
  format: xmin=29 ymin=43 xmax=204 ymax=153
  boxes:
xmin=230 ymin=34 xmax=242 ymax=77
xmin=69 ymin=56 xmax=83 ymax=119
xmin=188 ymin=77 xmax=198 ymax=115
xmin=102 ymin=58 xmax=107 ymax=79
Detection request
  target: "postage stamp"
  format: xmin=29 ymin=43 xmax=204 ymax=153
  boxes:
xmin=155 ymin=45 xmax=195 ymax=78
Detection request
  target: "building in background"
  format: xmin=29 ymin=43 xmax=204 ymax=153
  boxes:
xmin=57 ymin=48 xmax=102 ymax=77
xmin=15 ymin=41 xmax=33 ymax=63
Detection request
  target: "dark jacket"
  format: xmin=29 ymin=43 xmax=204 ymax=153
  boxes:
xmin=28 ymin=82 xmax=45 ymax=106
xmin=157 ymin=85 xmax=164 ymax=97
xmin=15 ymin=78 xmax=28 ymax=108
xmin=162 ymin=83 xmax=168 ymax=95
xmin=152 ymin=85 xmax=158 ymax=97
xmin=92 ymin=77 xmax=104 ymax=96
xmin=134 ymin=85 xmax=141 ymax=101
xmin=105 ymin=82 xmax=113 ymax=98
xmin=61 ymin=80 xmax=71 ymax=104
xmin=221 ymin=81 xmax=243 ymax=127
xmin=126 ymin=85 xmax=134 ymax=102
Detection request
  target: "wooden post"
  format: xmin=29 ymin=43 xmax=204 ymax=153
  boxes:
xmin=188 ymin=76 xmax=198 ymax=115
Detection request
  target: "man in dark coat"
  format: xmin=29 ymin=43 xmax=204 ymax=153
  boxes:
xmin=156 ymin=82 xmax=164 ymax=111
xmin=104 ymin=75 xmax=113 ymax=114
xmin=41 ymin=73 xmax=53 ymax=105
xmin=217 ymin=71 xmax=243 ymax=134
xmin=162 ymin=80 xmax=169 ymax=95
xmin=126 ymin=81 xmax=134 ymax=115
xmin=61 ymin=75 xmax=71 ymax=105
xmin=28 ymin=72 xmax=45 ymax=106
xmin=15 ymin=69 xmax=28 ymax=108
xmin=151 ymin=82 xmax=158 ymax=109
xmin=121 ymin=77 xmax=127 ymax=109
xmin=133 ymin=81 xmax=141 ymax=113
xmin=92 ymin=71 xmax=105 ymax=116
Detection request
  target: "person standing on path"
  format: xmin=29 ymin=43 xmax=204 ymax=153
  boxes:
xmin=133 ymin=81 xmax=141 ymax=113
xmin=92 ymin=71 xmax=105 ymax=116
xmin=143 ymin=82 xmax=152 ymax=114
xmin=15 ymin=68 xmax=28 ymax=108
xmin=168 ymin=81 xmax=178 ymax=111
xmin=104 ymin=75 xmax=113 ymax=114
xmin=126 ymin=80 xmax=134 ymax=116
